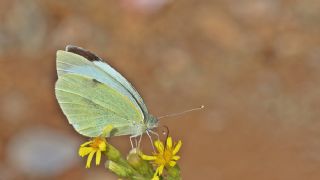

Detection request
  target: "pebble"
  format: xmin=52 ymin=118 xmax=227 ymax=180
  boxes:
xmin=6 ymin=126 xmax=79 ymax=177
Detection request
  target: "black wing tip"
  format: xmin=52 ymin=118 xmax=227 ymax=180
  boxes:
xmin=65 ymin=44 xmax=78 ymax=51
xmin=65 ymin=45 xmax=102 ymax=62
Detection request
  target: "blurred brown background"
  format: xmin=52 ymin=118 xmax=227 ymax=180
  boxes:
xmin=0 ymin=0 xmax=320 ymax=179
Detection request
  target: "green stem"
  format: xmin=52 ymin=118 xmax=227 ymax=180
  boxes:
xmin=104 ymin=145 xmax=153 ymax=180
xmin=104 ymin=144 xmax=181 ymax=180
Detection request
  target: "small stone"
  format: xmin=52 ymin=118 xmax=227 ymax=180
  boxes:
xmin=6 ymin=126 xmax=79 ymax=177
xmin=120 ymin=0 xmax=170 ymax=14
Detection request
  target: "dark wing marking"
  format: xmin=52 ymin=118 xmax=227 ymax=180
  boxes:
xmin=66 ymin=45 xmax=102 ymax=62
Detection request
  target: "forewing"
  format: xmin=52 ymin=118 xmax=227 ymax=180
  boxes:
xmin=56 ymin=49 xmax=145 ymax=120
xmin=64 ymin=45 xmax=149 ymax=116
xmin=55 ymin=74 xmax=144 ymax=137
xmin=93 ymin=61 xmax=149 ymax=115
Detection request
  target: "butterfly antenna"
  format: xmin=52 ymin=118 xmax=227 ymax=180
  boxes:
xmin=157 ymin=105 xmax=205 ymax=119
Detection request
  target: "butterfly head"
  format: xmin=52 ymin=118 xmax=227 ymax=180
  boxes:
xmin=146 ymin=114 xmax=158 ymax=130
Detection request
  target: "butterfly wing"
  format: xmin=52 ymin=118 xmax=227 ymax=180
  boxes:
xmin=56 ymin=48 xmax=146 ymax=118
xmin=92 ymin=60 xmax=149 ymax=115
xmin=55 ymin=73 xmax=146 ymax=137
xmin=64 ymin=45 xmax=149 ymax=116
xmin=55 ymin=46 xmax=149 ymax=137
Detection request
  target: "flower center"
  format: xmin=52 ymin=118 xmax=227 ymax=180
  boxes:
xmin=163 ymin=149 xmax=173 ymax=162
xmin=90 ymin=137 xmax=106 ymax=150
xmin=154 ymin=148 xmax=173 ymax=166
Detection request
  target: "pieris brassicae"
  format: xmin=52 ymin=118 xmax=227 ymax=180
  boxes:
xmin=55 ymin=45 xmax=158 ymax=147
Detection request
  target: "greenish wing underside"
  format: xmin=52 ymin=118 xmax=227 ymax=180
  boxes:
xmin=92 ymin=60 xmax=149 ymax=116
xmin=56 ymin=50 xmax=148 ymax=120
xmin=55 ymin=74 xmax=144 ymax=137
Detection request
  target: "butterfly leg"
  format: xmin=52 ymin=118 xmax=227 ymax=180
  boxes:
xmin=148 ymin=129 xmax=159 ymax=141
xmin=146 ymin=130 xmax=156 ymax=152
xmin=129 ymin=135 xmax=135 ymax=149
xmin=137 ymin=134 xmax=143 ymax=149
xmin=134 ymin=137 xmax=138 ymax=148
xmin=130 ymin=134 xmax=141 ymax=149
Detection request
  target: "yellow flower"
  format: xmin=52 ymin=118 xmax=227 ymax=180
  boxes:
xmin=79 ymin=137 xmax=107 ymax=168
xmin=152 ymin=175 xmax=160 ymax=180
xmin=141 ymin=137 xmax=182 ymax=177
xmin=78 ymin=125 xmax=113 ymax=168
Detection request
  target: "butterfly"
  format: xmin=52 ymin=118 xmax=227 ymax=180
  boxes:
xmin=55 ymin=45 xmax=159 ymax=148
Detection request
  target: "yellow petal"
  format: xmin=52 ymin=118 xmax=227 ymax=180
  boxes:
xmin=96 ymin=150 xmax=101 ymax=165
xmin=169 ymin=160 xmax=176 ymax=167
xmin=80 ymin=140 xmax=92 ymax=147
xmin=154 ymin=140 xmax=164 ymax=153
xmin=154 ymin=167 xmax=160 ymax=176
xmin=172 ymin=155 xmax=180 ymax=161
xmin=79 ymin=147 xmax=93 ymax=157
xmin=158 ymin=165 xmax=164 ymax=175
xmin=141 ymin=154 xmax=157 ymax=161
xmin=166 ymin=137 xmax=172 ymax=149
xmin=152 ymin=175 xmax=160 ymax=180
xmin=86 ymin=151 xmax=95 ymax=168
xmin=98 ymin=141 xmax=107 ymax=151
xmin=172 ymin=140 xmax=182 ymax=155
xmin=153 ymin=168 xmax=160 ymax=179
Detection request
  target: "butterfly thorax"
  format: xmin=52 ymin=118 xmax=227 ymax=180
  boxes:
xmin=145 ymin=114 xmax=158 ymax=130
